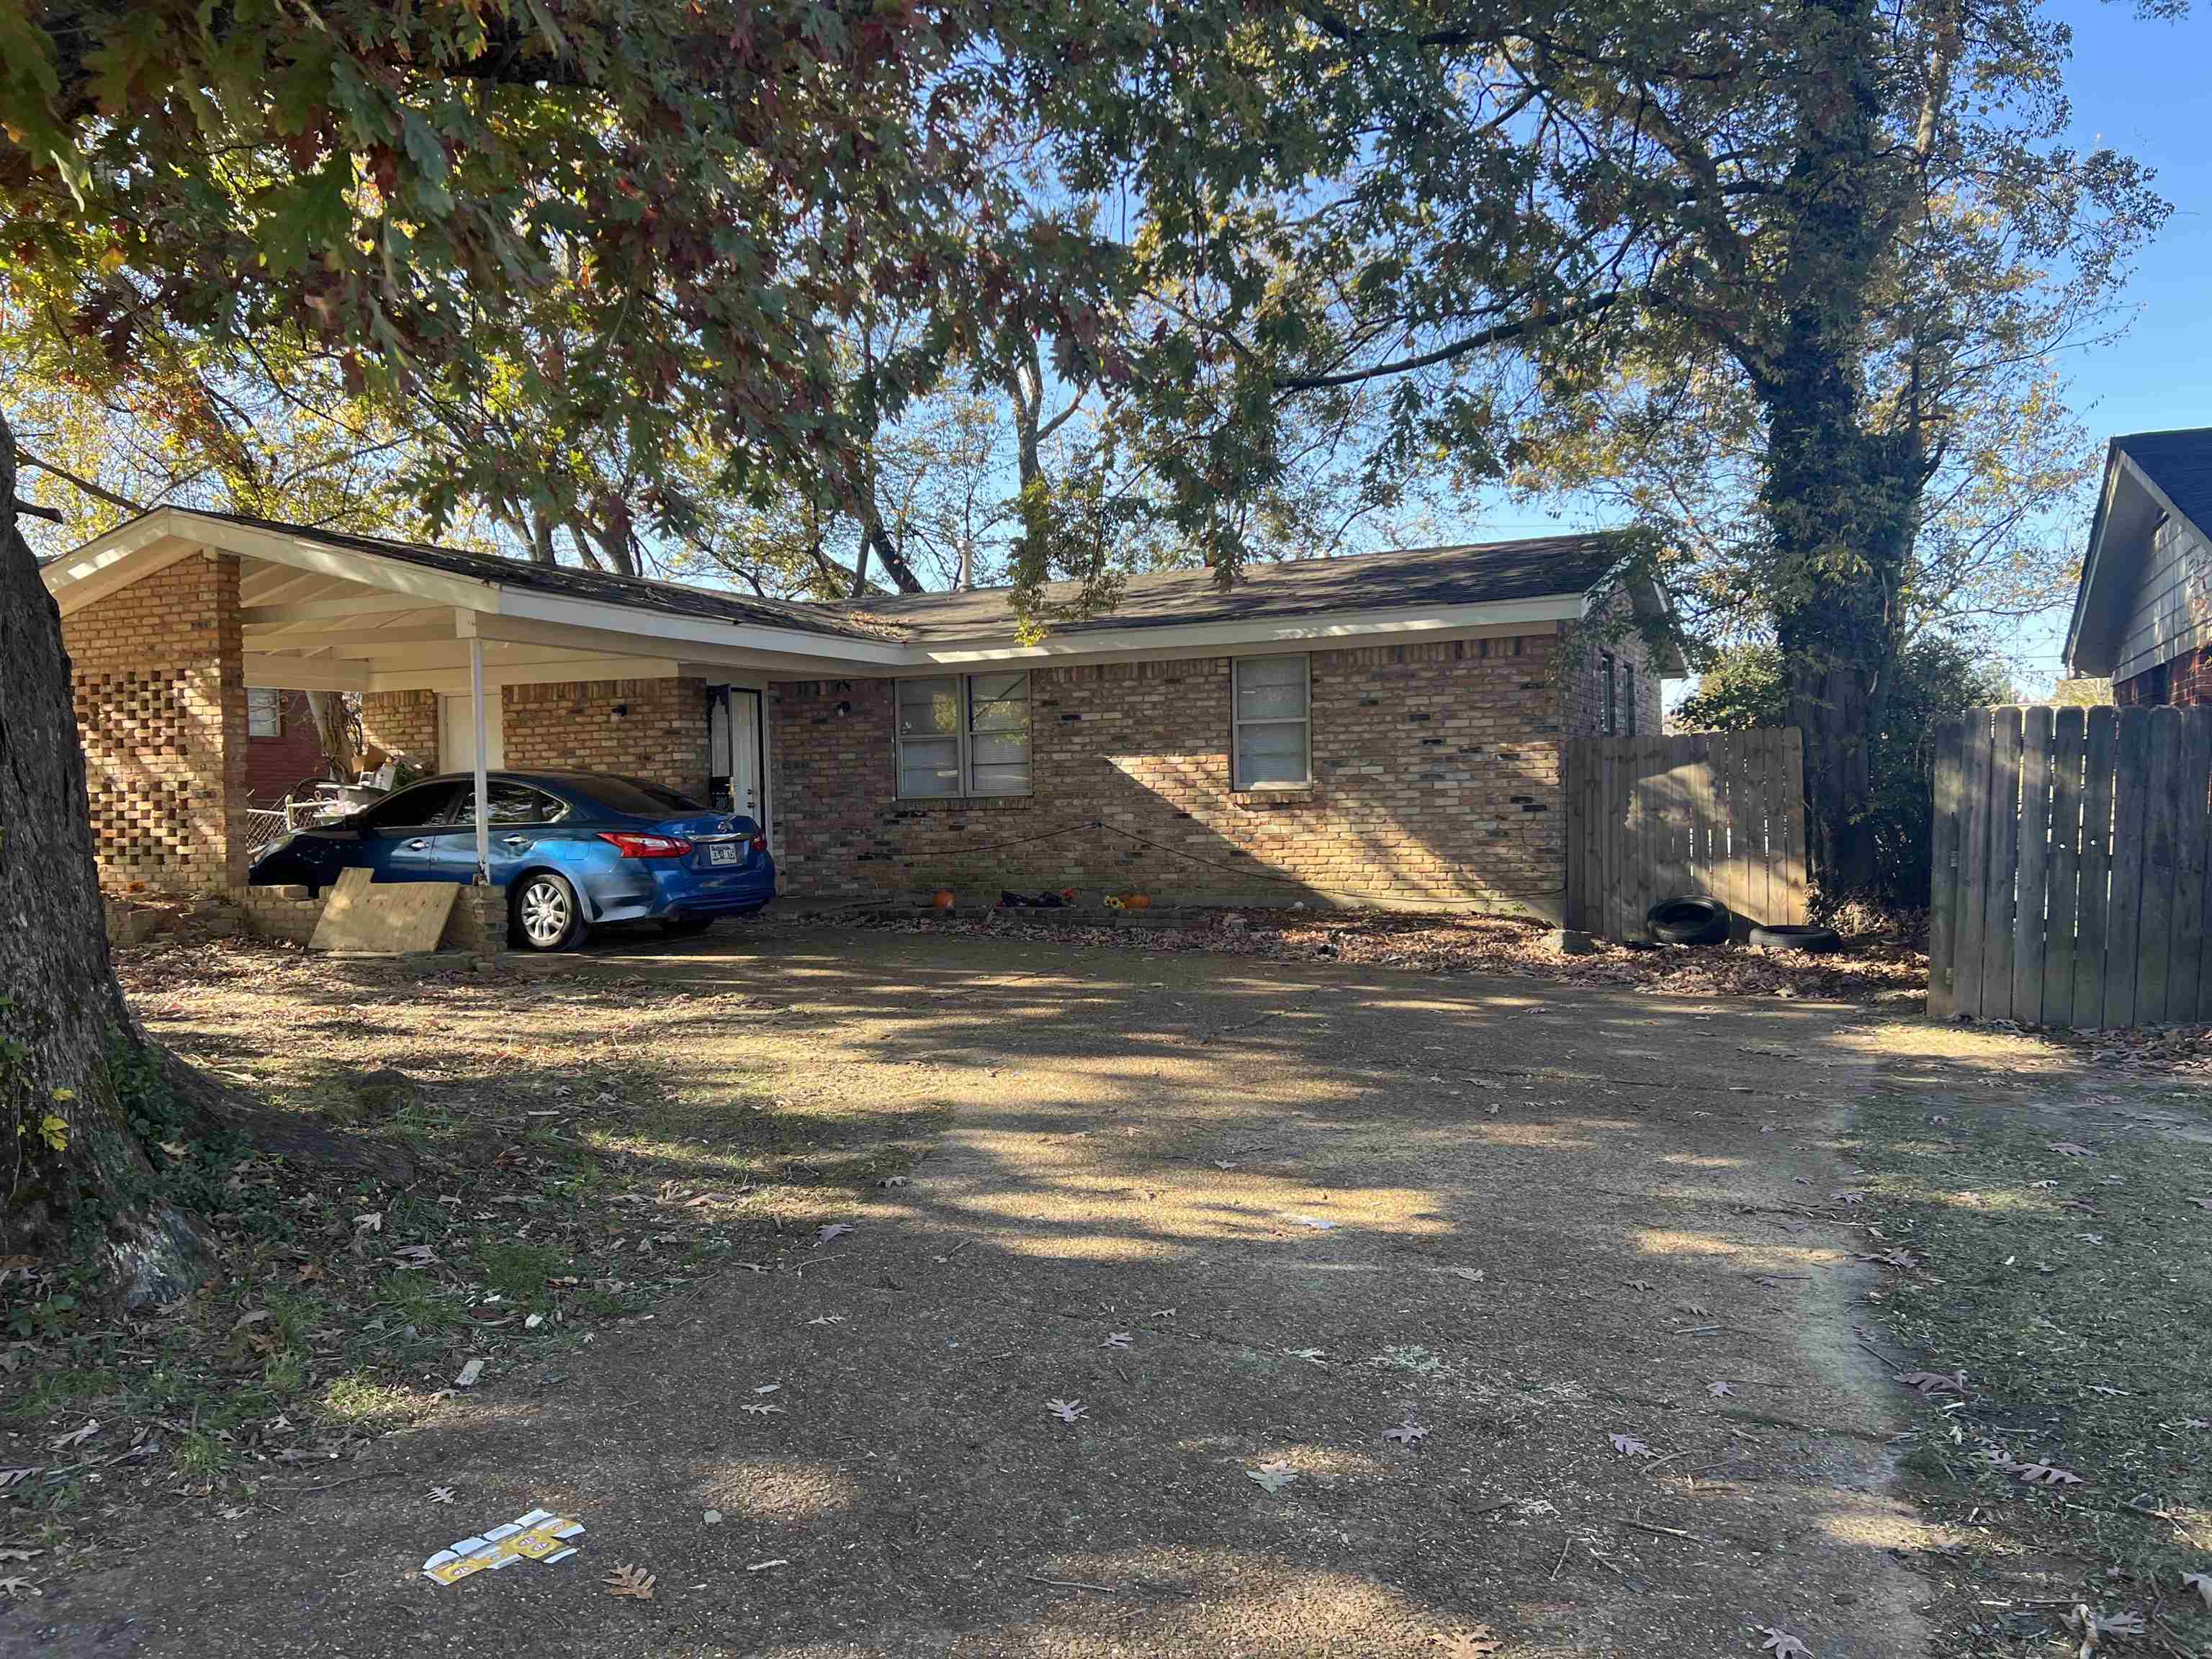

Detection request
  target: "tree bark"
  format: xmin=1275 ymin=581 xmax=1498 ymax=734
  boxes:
xmin=0 ymin=408 xmax=211 ymax=1303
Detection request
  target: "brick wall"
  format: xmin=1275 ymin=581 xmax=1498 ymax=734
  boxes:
xmin=62 ymin=551 xmax=247 ymax=895
xmin=361 ymin=689 xmax=438 ymax=765
xmin=243 ymin=688 xmax=328 ymax=803
xmin=2116 ymin=646 xmax=2212 ymax=708
xmin=769 ymin=636 xmax=1569 ymax=914
xmin=503 ymin=677 xmax=710 ymax=799
xmin=1558 ymin=592 xmax=1666 ymax=737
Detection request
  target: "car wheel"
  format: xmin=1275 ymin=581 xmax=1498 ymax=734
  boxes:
xmin=659 ymin=916 xmax=714 ymax=938
xmin=513 ymin=872 xmax=588 ymax=952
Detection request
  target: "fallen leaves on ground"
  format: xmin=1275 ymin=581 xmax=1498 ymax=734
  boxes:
xmin=0 ymin=1577 xmax=40 ymax=1599
xmin=1382 ymin=1420 xmax=1429 ymax=1445
xmin=1896 ymin=1370 xmax=1966 ymax=1395
xmin=1044 ymin=1398 xmax=1087 ymax=1424
xmin=1102 ymin=1332 xmax=1133 ymax=1349
xmin=2047 ymin=1141 xmax=2095 ymax=1158
xmin=603 ymin=1564 xmax=656 ymax=1601
xmin=2181 ymin=1571 xmax=2212 ymax=1611
xmin=1709 ymin=1380 xmax=1736 ymax=1398
xmin=815 ymin=1223 xmax=854 ymax=1245
xmin=1432 ymin=1627 xmax=1501 ymax=1658
xmin=427 ymin=1486 xmax=454 ymax=1505
xmin=1756 ymin=1627 xmax=1812 ymax=1658
xmin=1609 ymin=1433 xmax=1651 ymax=1457
xmin=1984 ymin=1450 xmax=2085 ymax=1485
xmin=48 ymin=1421 xmax=97 ymax=1451
xmin=1247 ymin=1462 xmax=1298 ymax=1492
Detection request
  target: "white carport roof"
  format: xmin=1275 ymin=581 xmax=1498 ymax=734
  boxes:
xmin=40 ymin=506 xmax=1664 ymax=691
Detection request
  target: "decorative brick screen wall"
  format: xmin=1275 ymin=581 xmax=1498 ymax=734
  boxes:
xmin=61 ymin=551 xmax=246 ymax=895
xmin=769 ymin=637 xmax=1570 ymax=914
xmin=361 ymin=689 xmax=438 ymax=765
xmin=503 ymin=678 xmax=711 ymax=799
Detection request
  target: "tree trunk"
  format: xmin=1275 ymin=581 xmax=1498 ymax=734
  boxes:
xmin=0 ymin=409 xmax=211 ymax=1303
xmin=302 ymin=690 xmax=359 ymax=781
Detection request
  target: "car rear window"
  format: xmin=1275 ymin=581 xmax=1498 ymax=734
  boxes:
xmin=577 ymin=777 xmax=706 ymax=816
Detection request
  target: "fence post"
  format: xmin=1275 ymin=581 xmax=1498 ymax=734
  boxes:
xmin=2103 ymin=709 xmax=2152 ymax=1028
xmin=2011 ymin=706 xmax=2052 ymax=1026
xmin=2074 ymin=709 xmax=2118 ymax=1030
xmin=2042 ymin=707 xmax=2085 ymax=1029
xmin=2136 ymin=708 xmax=2181 ymax=1024
xmin=2177 ymin=710 xmax=2212 ymax=1023
xmin=1927 ymin=718 xmax=1964 ymax=1020
xmin=1954 ymin=711 xmax=1994 ymax=1018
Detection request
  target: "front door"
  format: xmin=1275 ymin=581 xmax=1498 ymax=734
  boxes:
xmin=708 ymin=687 xmax=766 ymax=830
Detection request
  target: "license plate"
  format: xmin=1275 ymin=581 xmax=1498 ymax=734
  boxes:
xmin=707 ymin=843 xmax=739 ymax=866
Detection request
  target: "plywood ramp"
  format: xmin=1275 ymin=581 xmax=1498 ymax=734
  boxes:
xmin=309 ymin=867 xmax=462 ymax=955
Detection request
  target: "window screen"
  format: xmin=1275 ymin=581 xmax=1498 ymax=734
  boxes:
xmin=894 ymin=674 xmax=1031 ymax=798
xmin=247 ymin=686 xmax=283 ymax=739
xmin=1233 ymin=655 xmax=1310 ymax=788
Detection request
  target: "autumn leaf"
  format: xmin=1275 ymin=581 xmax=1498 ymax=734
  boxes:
xmin=2186 ymin=1198 xmax=2212 ymax=1212
xmin=1102 ymin=1332 xmax=1133 ymax=1349
xmin=1247 ymin=1462 xmax=1298 ymax=1492
xmin=1433 ymin=1627 xmax=1501 ymax=1658
xmin=1709 ymin=1380 xmax=1736 ymax=1398
xmin=603 ymin=1564 xmax=656 ymax=1601
xmin=1045 ymin=1398 xmax=1087 ymax=1424
xmin=2047 ymin=1141 xmax=2095 ymax=1158
xmin=48 ymin=1420 xmax=97 ymax=1451
xmin=1756 ymin=1627 xmax=1812 ymax=1658
xmin=0 ymin=1577 xmax=40 ymax=1599
xmin=1609 ymin=1432 xmax=1651 ymax=1457
xmin=1896 ymin=1370 xmax=1966 ymax=1395
xmin=1383 ymin=1421 xmax=1429 ymax=1445
xmin=1830 ymin=1190 xmax=1866 ymax=1205
xmin=816 ymin=1223 xmax=854 ymax=1245
xmin=428 ymin=1485 xmax=454 ymax=1505
xmin=2007 ymin=1460 xmax=2084 ymax=1486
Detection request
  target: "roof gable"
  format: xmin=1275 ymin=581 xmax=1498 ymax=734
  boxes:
xmin=2067 ymin=429 xmax=2212 ymax=675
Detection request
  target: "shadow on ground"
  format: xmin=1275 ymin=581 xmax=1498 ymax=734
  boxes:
xmin=10 ymin=929 xmax=1946 ymax=1658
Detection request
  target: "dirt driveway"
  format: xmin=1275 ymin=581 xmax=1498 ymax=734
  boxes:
xmin=14 ymin=930 xmax=1934 ymax=1658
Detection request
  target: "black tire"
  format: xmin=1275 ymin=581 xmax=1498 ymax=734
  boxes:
xmin=659 ymin=915 xmax=715 ymax=938
xmin=1647 ymin=895 xmax=1730 ymax=946
xmin=1748 ymin=923 xmax=1843 ymax=954
xmin=511 ymin=871 xmax=589 ymax=953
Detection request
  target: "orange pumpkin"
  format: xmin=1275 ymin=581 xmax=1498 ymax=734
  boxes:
xmin=1123 ymin=892 xmax=1152 ymax=911
xmin=931 ymin=889 xmax=956 ymax=910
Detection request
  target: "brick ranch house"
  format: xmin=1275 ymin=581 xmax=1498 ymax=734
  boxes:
xmin=2066 ymin=426 xmax=2212 ymax=706
xmin=42 ymin=508 xmax=1676 ymax=927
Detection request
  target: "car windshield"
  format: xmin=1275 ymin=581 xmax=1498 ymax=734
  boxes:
xmin=576 ymin=776 xmax=706 ymax=816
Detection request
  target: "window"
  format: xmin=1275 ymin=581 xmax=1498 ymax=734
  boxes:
xmin=247 ymin=686 xmax=284 ymax=739
xmin=895 ymin=673 xmax=1032 ymax=798
xmin=1601 ymin=652 xmax=1617 ymax=734
xmin=449 ymin=781 xmax=569 ymax=827
xmin=354 ymin=781 xmax=462 ymax=830
xmin=1623 ymin=662 xmax=1637 ymax=736
xmin=1233 ymin=655 xmax=1310 ymax=788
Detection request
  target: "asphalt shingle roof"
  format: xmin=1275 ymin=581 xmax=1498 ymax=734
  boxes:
xmin=2113 ymin=428 xmax=2212 ymax=539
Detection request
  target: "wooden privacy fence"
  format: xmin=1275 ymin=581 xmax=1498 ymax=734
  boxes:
xmin=1929 ymin=706 xmax=2212 ymax=1029
xmin=1564 ymin=730 xmax=1809 ymax=942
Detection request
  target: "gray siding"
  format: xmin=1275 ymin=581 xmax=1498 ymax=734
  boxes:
xmin=2114 ymin=512 xmax=2212 ymax=682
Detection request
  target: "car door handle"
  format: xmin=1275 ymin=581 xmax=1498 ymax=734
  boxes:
xmin=404 ymin=837 xmax=429 ymax=850
xmin=500 ymin=835 xmax=529 ymax=848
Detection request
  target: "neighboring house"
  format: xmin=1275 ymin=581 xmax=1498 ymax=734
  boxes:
xmin=42 ymin=508 xmax=1676 ymax=919
xmin=241 ymin=686 xmax=328 ymax=804
xmin=2065 ymin=427 xmax=2212 ymax=705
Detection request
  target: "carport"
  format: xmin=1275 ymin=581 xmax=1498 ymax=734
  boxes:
xmin=44 ymin=506 xmax=903 ymax=891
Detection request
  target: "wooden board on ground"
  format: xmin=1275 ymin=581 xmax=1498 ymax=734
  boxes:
xmin=310 ymin=867 xmax=462 ymax=955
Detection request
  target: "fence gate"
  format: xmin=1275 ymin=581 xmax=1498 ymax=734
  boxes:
xmin=1929 ymin=706 xmax=2212 ymax=1028
xmin=1564 ymin=729 xmax=1809 ymax=943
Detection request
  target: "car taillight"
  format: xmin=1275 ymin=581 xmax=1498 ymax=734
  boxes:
xmin=750 ymin=832 xmax=768 ymax=855
xmin=598 ymin=831 xmax=692 ymax=858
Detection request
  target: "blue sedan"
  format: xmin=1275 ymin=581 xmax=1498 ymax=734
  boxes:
xmin=248 ymin=771 xmax=775 ymax=951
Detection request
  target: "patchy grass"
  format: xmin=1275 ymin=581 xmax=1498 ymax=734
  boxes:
xmin=1846 ymin=1082 xmax=2212 ymax=1655
xmin=0 ymin=941 xmax=945 ymax=1581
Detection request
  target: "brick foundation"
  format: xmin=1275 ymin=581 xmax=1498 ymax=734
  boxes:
xmin=62 ymin=552 xmax=247 ymax=896
xmin=770 ymin=637 xmax=1581 ymax=916
xmin=2115 ymin=645 xmax=2212 ymax=708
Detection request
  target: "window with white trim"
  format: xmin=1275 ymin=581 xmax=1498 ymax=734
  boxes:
xmin=1233 ymin=654 xmax=1311 ymax=788
xmin=247 ymin=686 xmax=284 ymax=739
xmin=895 ymin=673 xmax=1031 ymax=798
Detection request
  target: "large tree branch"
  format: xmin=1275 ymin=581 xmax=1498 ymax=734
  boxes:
xmin=1271 ymin=292 xmax=1619 ymax=391
xmin=17 ymin=448 xmax=148 ymax=515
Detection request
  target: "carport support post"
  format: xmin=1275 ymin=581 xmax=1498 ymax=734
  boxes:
xmin=468 ymin=634 xmax=490 ymax=884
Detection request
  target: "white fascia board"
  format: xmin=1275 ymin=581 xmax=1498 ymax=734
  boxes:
xmin=368 ymin=655 xmax=685 ymax=695
xmin=489 ymin=587 xmax=910 ymax=669
xmin=243 ymin=654 xmax=372 ymax=692
xmin=908 ymin=595 xmax=1586 ymax=669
